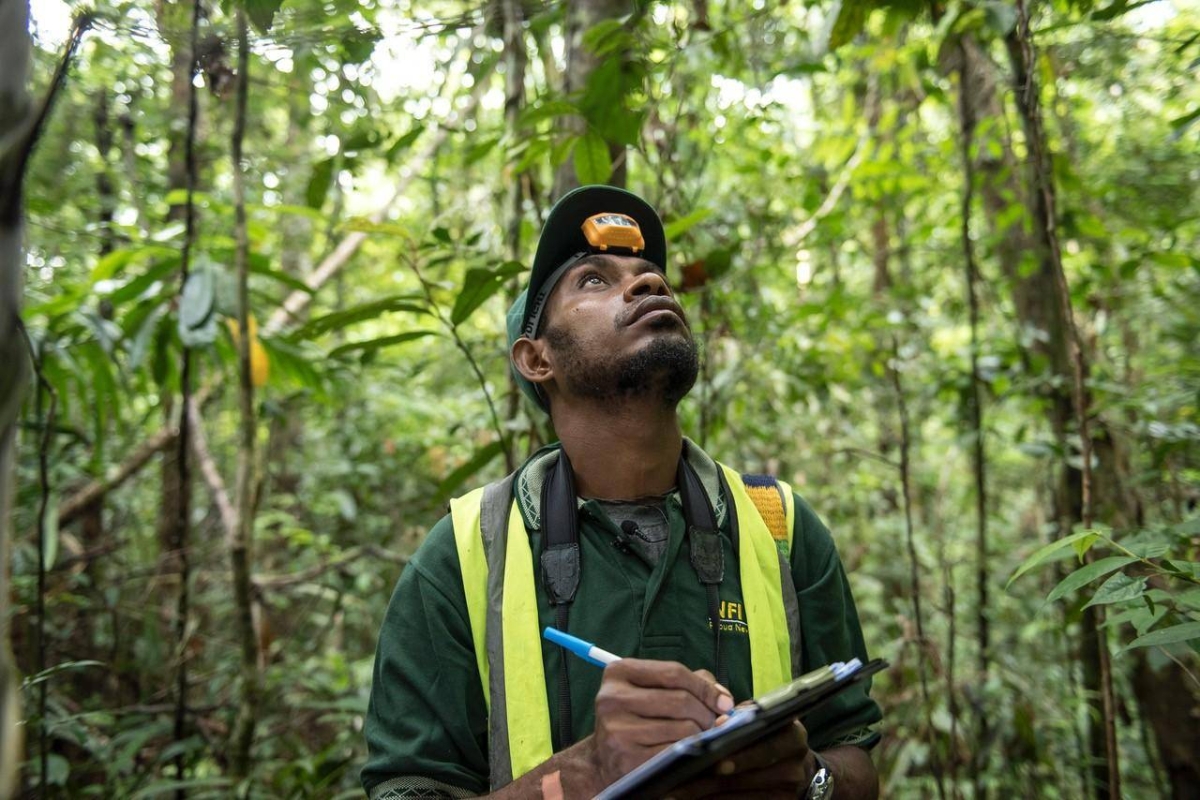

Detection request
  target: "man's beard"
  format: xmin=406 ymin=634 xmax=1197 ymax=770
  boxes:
xmin=544 ymin=323 xmax=700 ymax=408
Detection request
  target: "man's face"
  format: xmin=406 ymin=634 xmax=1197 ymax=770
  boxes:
xmin=538 ymin=253 xmax=699 ymax=408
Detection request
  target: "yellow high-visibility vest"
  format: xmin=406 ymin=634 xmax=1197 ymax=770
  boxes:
xmin=450 ymin=461 xmax=799 ymax=789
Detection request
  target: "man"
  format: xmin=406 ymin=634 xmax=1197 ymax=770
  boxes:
xmin=363 ymin=186 xmax=882 ymax=799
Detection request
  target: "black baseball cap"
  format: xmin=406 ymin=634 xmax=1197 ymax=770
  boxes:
xmin=507 ymin=185 xmax=668 ymax=411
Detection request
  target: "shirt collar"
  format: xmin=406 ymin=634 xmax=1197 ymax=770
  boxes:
xmin=513 ymin=437 xmax=728 ymax=531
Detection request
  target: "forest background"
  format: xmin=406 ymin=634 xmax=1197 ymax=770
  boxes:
xmin=0 ymin=0 xmax=1197 ymax=796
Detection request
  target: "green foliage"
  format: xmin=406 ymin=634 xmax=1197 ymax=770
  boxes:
xmin=242 ymin=0 xmax=283 ymax=33
xmin=451 ymin=261 xmax=525 ymax=327
xmin=1010 ymin=521 xmax=1200 ymax=655
xmin=572 ymin=130 xmax=614 ymax=185
xmin=290 ymin=295 xmax=428 ymax=340
xmin=13 ymin=0 xmax=1200 ymax=795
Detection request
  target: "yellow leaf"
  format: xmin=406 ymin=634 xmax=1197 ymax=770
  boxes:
xmin=251 ymin=338 xmax=270 ymax=387
xmin=226 ymin=315 xmax=269 ymax=387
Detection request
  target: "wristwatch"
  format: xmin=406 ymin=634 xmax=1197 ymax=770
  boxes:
xmin=804 ymin=752 xmax=835 ymax=800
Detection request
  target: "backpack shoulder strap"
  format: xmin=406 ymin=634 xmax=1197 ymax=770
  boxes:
xmin=740 ymin=474 xmax=795 ymax=556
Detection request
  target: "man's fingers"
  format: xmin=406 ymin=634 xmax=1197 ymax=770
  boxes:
xmin=606 ymin=659 xmax=733 ymax=714
xmin=605 ymin=716 xmax=707 ymax=747
xmin=592 ymin=658 xmax=741 ymax=786
xmin=715 ymin=720 xmax=809 ymax=773
xmin=692 ymin=669 xmax=734 ymax=713
xmin=596 ymin=683 xmax=723 ymax=732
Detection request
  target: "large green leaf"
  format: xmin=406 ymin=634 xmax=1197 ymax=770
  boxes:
xmin=828 ymin=0 xmax=869 ymax=51
xmin=129 ymin=305 xmax=168 ymax=370
xmin=248 ymin=260 xmax=314 ymax=295
xmin=1167 ymin=559 xmax=1200 ymax=581
xmin=178 ymin=262 xmax=218 ymax=348
xmin=291 ymin=295 xmax=428 ymax=340
xmin=1047 ymin=556 xmax=1138 ymax=602
xmin=243 ymin=0 xmax=283 ymax=33
xmin=579 ymin=57 xmax=644 ymax=146
xmin=1006 ymin=529 xmax=1101 ymax=589
xmin=306 ymin=158 xmax=336 ymax=209
xmin=90 ymin=245 xmax=176 ymax=283
xmin=129 ymin=778 xmax=233 ymax=799
xmin=41 ymin=490 xmax=59 ymax=570
xmin=574 ymin=130 xmax=613 ymax=186
xmin=1124 ymin=622 xmax=1200 ymax=650
xmin=520 ymin=99 xmax=578 ymax=126
xmin=328 ymin=330 xmax=438 ymax=359
xmin=386 ymin=125 xmax=425 ymax=162
xmin=109 ymin=256 xmax=181 ymax=306
xmin=258 ymin=337 xmax=325 ymax=393
xmin=1091 ymin=0 xmax=1160 ymax=21
xmin=1084 ymin=573 xmax=1148 ymax=608
xmin=435 ymin=440 xmax=505 ymax=503
xmin=582 ymin=19 xmax=633 ymax=57
xmin=664 ymin=208 xmax=713 ymax=241
xmin=451 ymin=261 xmax=525 ymax=327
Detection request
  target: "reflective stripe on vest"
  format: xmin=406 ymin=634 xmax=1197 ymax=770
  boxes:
xmin=718 ymin=463 xmax=792 ymax=696
xmin=451 ymin=463 xmax=797 ymax=787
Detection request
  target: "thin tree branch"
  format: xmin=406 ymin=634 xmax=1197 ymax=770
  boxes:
xmin=187 ymin=399 xmax=236 ymax=538
xmin=19 ymin=323 xmax=55 ymax=794
xmin=1006 ymin=3 xmax=1118 ymax=794
xmin=888 ymin=335 xmax=948 ymax=800
xmin=408 ymin=253 xmax=514 ymax=472
xmin=229 ymin=10 xmax=260 ymax=778
xmin=956 ymin=39 xmax=992 ymax=792
xmin=831 ymin=446 xmax=900 ymax=470
xmin=0 ymin=13 xmax=93 ymax=218
xmin=789 ymin=133 xmax=869 ymax=247
xmin=45 ymin=77 xmax=486 ymax=539
xmin=171 ymin=0 xmax=204 ymax=788
xmin=263 ymin=71 xmax=485 ymax=337
xmin=52 ymin=380 xmax=217 ymax=529
xmin=253 ymin=545 xmax=408 ymax=590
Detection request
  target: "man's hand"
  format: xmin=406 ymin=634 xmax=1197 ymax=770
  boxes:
xmin=667 ymin=719 xmax=813 ymax=800
xmin=590 ymin=658 xmax=734 ymax=786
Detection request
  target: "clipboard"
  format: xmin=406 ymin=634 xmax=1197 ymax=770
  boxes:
xmin=594 ymin=657 xmax=888 ymax=799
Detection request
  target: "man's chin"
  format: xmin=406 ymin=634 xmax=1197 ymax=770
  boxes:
xmin=614 ymin=337 xmax=699 ymax=406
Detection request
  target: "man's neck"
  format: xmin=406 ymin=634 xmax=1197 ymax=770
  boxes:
xmin=551 ymin=400 xmax=683 ymax=501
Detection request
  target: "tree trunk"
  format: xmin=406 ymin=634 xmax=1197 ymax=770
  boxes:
xmin=951 ymin=26 xmax=1196 ymax=799
xmin=264 ymin=47 xmax=314 ymax=505
xmin=93 ymin=88 xmax=117 ymax=257
xmin=552 ymin=0 xmax=631 ymax=198
xmin=155 ymin=0 xmax=204 ymax=788
xmin=953 ymin=38 xmax=992 ymax=795
xmin=154 ymin=0 xmax=196 ymax=570
xmin=501 ymin=0 xmax=530 ymax=427
xmin=0 ymin=2 xmax=33 ymax=791
xmin=228 ymin=10 xmax=260 ymax=777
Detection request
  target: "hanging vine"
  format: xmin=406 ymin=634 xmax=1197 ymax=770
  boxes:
xmin=171 ymin=0 xmax=204 ymax=789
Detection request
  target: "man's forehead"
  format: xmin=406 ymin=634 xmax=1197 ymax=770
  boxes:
xmin=565 ymin=253 xmax=663 ymax=276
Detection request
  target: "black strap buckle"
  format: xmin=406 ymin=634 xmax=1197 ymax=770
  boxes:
xmin=688 ymin=526 xmax=724 ymax=585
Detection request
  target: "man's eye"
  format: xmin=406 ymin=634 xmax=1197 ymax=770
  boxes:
xmin=579 ymin=273 xmax=605 ymax=286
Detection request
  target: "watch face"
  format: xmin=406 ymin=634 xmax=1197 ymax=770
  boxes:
xmin=808 ymin=767 xmax=835 ymax=800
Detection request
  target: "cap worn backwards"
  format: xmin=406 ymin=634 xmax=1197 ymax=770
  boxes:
xmin=507 ymin=185 xmax=668 ymax=413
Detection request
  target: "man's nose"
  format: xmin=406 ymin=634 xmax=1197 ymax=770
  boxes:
xmin=624 ymin=270 xmax=671 ymax=299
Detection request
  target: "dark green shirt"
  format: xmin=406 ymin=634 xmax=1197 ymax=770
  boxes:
xmin=362 ymin=443 xmax=881 ymax=799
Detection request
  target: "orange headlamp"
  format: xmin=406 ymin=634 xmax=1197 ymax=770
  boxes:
xmin=581 ymin=213 xmax=645 ymax=255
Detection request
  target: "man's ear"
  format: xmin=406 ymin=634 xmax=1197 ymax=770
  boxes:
xmin=511 ymin=336 xmax=554 ymax=387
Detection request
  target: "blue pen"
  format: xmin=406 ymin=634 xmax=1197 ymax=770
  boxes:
xmin=543 ymin=627 xmax=622 ymax=667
